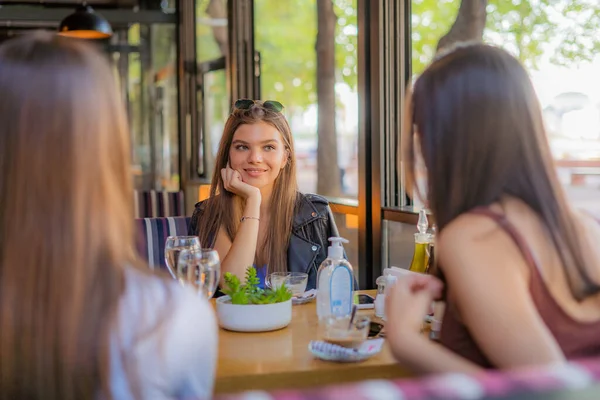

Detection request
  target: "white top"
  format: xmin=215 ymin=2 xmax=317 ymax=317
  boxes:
xmin=109 ymin=268 xmax=218 ymax=399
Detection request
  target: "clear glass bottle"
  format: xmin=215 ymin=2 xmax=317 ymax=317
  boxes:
xmin=425 ymin=224 xmax=437 ymax=274
xmin=409 ymin=209 xmax=434 ymax=274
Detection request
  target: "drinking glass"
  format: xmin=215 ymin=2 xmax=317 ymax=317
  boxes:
xmin=265 ymin=272 xmax=290 ymax=290
xmin=323 ymin=315 xmax=370 ymax=349
xmin=177 ymin=248 xmax=221 ymax=299
xmin=164 ymin=236 xmax=201 ymax=280
xmin=285 ymin=272 xmax=308 ymax=297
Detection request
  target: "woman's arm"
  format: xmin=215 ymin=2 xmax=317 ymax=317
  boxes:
xmin=214 ymin=194 xmax=260 ymax=287
xmin=386 ymin=213 xmax=565 ymax=373
xmin=213 ymin=165 xmax=262 ymax=286
xmin=385 ymin=272 xmax=482 ymax=374
xmin=390 ymin=328 xmax=482 ymax=374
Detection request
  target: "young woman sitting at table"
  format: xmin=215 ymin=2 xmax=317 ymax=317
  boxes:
xmin=386 ymin=43 xmax=600 ymax=373
xmin=189 ymin=99 xmax=343 ymax=290
xmin=0 ymin=32 xmax=217 ymax=399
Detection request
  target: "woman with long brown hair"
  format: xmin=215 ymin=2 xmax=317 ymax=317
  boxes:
xmin=386 ymin=43 xmax=600 ymax=372
xmin=0 ymin=32 xmax=217 ymax=399
xmin=189 ymin=100 xmax=342 ymax=290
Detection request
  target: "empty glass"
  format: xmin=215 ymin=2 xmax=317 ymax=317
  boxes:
xmin=265 ymin=272 xmax=290 ymax=290
xmin=164 ymin=236 xmax=200 ymax=280
xmin=285 ymin=272 xmax=308 ymax=297
xmin=177 ymin=248 xmax=220 ymax=299
xmin=266 ymin=271 xmax=308 ymax=297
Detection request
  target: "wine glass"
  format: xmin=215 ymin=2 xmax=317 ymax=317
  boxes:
xmin=177 ymin=248 xmax=221 ymax=299
xmin=164 ymin=236 xmax=201 ymax=280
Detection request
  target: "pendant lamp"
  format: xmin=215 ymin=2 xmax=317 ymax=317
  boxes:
xmin=58 ymin=4 xmax=113 ymax=39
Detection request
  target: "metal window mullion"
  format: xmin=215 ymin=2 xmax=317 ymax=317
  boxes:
xmin=176 ymin=0 xmax=197 ymax=193
xmin=358 ymin=0 xmax=383 ymax=290
xmin=229 ymin=0 xmax=257 ymax=101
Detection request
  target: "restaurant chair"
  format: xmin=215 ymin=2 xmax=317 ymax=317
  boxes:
xmin=135 ymin=216 xmax=191 ymax=270
xmin=134 ymin=190 xmax=185 ymax=218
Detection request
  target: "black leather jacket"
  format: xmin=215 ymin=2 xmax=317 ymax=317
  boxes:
xmin=188 ymin=192 xmax=342 ymax=290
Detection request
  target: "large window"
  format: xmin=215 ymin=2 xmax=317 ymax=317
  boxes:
xmin=384 ymin=0 xmax=600 ymax=269
xmin=409 ymin=0 xmax=600 ymax=213
xmin=254 ymin=0 xmax=360 ymax=273
xmin=196 ymin=0 xmax=229 ymax=180
xmin=255 ymin=0 xmax=359 ymax=199
xmin=0 ymin=5 xmax=179 ymax=192
xmin=113 ymin=22 xmax=179 ymax=191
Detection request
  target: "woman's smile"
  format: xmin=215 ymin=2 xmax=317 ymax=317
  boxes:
xmin=244 ymin=168 xmax=268 ymax=178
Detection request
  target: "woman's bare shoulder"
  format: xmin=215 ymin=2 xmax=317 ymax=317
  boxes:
xmin=437 ymin=210 xmax=504 ymax=250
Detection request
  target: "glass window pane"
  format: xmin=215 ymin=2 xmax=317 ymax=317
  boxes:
xmin=152 ymin=24 xmax=179 ymax=191
xmin=255 ymin=0 xmax=359 ymax=199
xmin=410 ymin=1 xmax=600 ymax=213
xmin=126 ymin=25 xmax=150 ymax=190
xmin=383 ymin=220 xmax=417 ymax=271
xmin=111 ymin=23 xmax=179 ymax=191
xmin=196 ymin=0 xmax=229 ymax=179
xmin=332 ymin=212 xmax=359 ymax=281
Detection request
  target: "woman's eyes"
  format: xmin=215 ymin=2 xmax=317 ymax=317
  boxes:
xmin=234 ymin=145 xmax=276 ymax=151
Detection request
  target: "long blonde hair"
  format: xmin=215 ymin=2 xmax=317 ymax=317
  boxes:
xmin=198 ymin=102 xmax=299 ymax=273
xmin=0 ymin=32 xmax=134 ymax=398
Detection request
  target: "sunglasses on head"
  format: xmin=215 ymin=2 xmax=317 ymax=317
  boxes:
xmin=234 ymin=99 xmax=284 ymax=113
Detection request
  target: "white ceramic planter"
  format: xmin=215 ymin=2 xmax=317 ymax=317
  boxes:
xmin=215 ymin=295 xmax=292 ymax=332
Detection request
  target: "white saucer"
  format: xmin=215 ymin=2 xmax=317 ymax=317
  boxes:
xmin=292 ymin=289 xmax=316 ymax=305
xmin=309 ymin=338 xmax=384 ymax=363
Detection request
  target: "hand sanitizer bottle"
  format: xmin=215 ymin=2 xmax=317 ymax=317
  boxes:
xmin=316 ymin=237 xmax=353 ymax=322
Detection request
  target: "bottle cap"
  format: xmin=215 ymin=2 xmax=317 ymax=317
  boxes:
xmin=327 ymin=237 xmax=348 ymax=260
xmin=417 ymin=208 xmax=428 ymax=234
xmin=415 ymin=208 xmax=431 ymax=243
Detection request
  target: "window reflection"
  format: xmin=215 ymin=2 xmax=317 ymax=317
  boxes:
xmin=112 ymin=23 xmax=179 ymax=191
xmin=152 ymin=24 xmax=179 ymax=191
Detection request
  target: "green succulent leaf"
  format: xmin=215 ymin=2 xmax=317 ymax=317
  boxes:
xmin=220 ymin=266 xmax=293 ymax=305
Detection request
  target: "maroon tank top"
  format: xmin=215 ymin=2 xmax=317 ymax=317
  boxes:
xmin=440 ymin=208 xmax=600 ymax=368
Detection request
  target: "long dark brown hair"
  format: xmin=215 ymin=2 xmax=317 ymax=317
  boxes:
xmin=0 ymin=32 xmax=134 ymax=398
xmin=198 ymin=102 xmax=299 ymax=273
xmin=404 ymin=43 xmax=599 ymax=300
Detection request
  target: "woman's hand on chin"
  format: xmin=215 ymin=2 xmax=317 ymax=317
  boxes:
xmin=221 ymin=164 xmax=261 ymax=201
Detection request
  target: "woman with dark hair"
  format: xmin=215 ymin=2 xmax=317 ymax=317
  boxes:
xmin=386 ymin=43 xmax=600 ymax=373
xmin=0 ymin=32 xmax=217 ymax=399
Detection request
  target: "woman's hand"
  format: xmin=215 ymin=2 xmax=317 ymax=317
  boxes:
xmin=221 ymin=163 xmax=260 ymax=200
xmin=385 ymin=273 xmax=443 ymax=338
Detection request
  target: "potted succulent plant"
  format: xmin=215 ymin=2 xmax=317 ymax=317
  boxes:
xmin=215 ymin=267 xmax=293 ymax=332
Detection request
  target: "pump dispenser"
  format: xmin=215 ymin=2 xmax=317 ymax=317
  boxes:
xmin=317 ymin=237 xmax=354 ymax=321
xmin=409 ymin=209 xmax=434 ymax=274
xmin=327 ymin=237 xmax=345 ymax=259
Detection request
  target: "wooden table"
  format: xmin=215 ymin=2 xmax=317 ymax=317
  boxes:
xmin=214 ymin=290 xmax=412 ymax=394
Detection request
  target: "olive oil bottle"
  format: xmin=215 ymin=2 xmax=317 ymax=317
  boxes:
xmin=409 ymin=209 xmax=434 ymax=274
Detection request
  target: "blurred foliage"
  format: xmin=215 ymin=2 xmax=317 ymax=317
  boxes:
xmin=196 ymin=0 xmax=599 ymax=114
xmin=254 ymin=0 xmax=357 ymax=112
xmin=412 ymin=0 xmax=600 ymax=76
